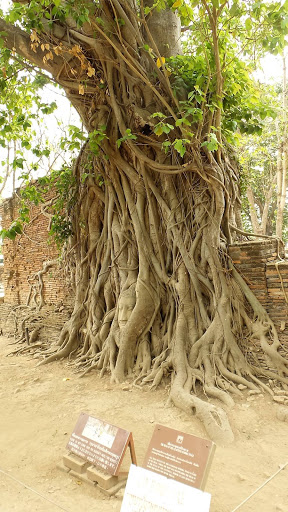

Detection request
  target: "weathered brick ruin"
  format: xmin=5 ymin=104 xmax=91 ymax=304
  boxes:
xmin=0 ymin=191 xmax=287 ymax=349
xmin=0 ymin=193 xmax=73 ymax=307
xmin=229 ymin=240 xmax=288 ymax=348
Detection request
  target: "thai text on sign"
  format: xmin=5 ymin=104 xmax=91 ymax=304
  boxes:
xmin=67 ymin=412 xmax=136 ymax=475
xmin=142 ymin=424 xmax=215 ymax=490
xmin=121 ymin=465 xmax=211 ymax=512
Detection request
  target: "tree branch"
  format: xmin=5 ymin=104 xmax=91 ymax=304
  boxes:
xmin=217 ymin=0 xmax=229 ymax=17
xmin=0 ymin=18 xmax=64 ymax=78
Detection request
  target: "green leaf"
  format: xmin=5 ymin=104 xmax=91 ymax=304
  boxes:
xmin=230 ymin=2 xmax=238 ymax=16
xmin=116 ymin=129 xmax=137 ymax=147
xmin=201 ymin=133 xmax=219 ymax=152
xmin=162 ymin=123 xmax=174 ymax=134
xmin=23 ymin=121 xmax=31 ymax=131
xmin=21 ymin=140 xmax=31 ymax=149
xmin=176 ymin=118 xmax=191 ymax=127
xmin=173 ymin=139 xmax=186 ymax=157
xmin=245 ymin=18 xmax=252 ymax=31
xmin=154 ymin=124 xmax=164 ymax=136
xmin=150 ymin=112 xmax=166 ymax=119
xmin=162 ymin=141 xmax=171 ymax=153
xmin=154 ymin=121 xmax=174 ymax=136
xmin=12 ymin=158 xmax=25 ymax=169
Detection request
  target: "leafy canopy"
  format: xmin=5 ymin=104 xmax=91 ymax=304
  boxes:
xmin=0 ymin=0 xmax=288 ymax=241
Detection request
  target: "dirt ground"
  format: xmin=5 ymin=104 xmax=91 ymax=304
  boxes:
xmin=1 ymin=334 xmax=288 ymax=512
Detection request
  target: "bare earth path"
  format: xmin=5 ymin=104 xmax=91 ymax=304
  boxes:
xmin=0 ymin=335 xmax=288 ymax=512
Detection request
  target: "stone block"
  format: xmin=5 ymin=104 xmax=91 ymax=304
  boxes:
xmin=63 ymin=453 xmax=89 ymax=474
xmin=87 ymin=466 xmax=118 ymax=489
xmin=69 ymin=470 xmax=97 ymax=487
xmin=56 ymin=461 xmax=71 ymax=474
xmin=97 ymin=478 xmax=127 ymax=496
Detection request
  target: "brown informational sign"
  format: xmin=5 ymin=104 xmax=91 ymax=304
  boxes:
xmin=67 ymin=412 xmax=136 ymax=476
xmin=142 ymin=424 xmax=215 ymax=490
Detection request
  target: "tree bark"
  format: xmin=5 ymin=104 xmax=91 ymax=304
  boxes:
xmin=246 ymin=186 xmax=261 ymax=234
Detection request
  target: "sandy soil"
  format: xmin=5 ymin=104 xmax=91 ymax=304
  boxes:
xmin=1 ymin=334 xmax=288 ymax=512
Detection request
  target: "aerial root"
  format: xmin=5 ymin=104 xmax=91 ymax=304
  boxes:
xmin=170 ymin=380 xmax=234 ymax=446
xmin=215 ymin=358 xmax=258 ymax=391
xmin=37 ymin=347 xmax=69 ymax=366
xmin=78 ymin=362 xmax=100 ymax=378
xmin=37 ymin=332 xmax=79 ymax=366
xmin=7 ymin=342 xmax=48 ymax=357
xmin=203 ymin=384 xmax=235 ymax=408
xmin=215 ymin=377 xmax=242 ymax=396
xmin=195 ymin=398 xmax=234 ymax=446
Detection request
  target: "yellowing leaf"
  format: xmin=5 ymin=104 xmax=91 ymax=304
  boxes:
xmin=30 ymin=30 xmax=40 ymax=43
xmin=87 ymin=66 xmax=96 ymax=77
xmin=79 ymin=84 xmax=85 ymax=95
xmin=31 ymin=44 xmax=38 ymax=54
xmin=45 ymin=51 xmax=53 ymax=61
xmin=41 ymin=43 xmax=50 ymax=51
xmin=80 ymin=58 xmax=87 ymax=70
xmin=54 ymin=45 xmax=62 ymax=56
xmin=72 ymin=45 xmax=81 ymax=56
xmin=172 ymin=0 xmax=182 ymax=7
xmin=156 ymin=57 xmax=165 ymax=68
xmin=154 ymin=125 xmax=164 ymax=136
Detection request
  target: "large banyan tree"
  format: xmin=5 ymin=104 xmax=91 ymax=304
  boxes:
xmin=1 ymin=0 xmax=288 ymax=444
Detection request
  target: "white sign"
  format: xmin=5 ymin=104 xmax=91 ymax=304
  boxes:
xmin=121 ymin=465 xmax=211 ymax=512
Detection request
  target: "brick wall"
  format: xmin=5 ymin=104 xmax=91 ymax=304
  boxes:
xmin=0 ymin=193 xmax=73 ymax=307
xmin=229 ymin=240 xmax=288 ymax=346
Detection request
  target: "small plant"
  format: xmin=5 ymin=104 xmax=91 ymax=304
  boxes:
xmin=116 ymin=129 xmax=137 ymax=148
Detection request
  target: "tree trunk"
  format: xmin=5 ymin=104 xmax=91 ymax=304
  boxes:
xmin=246 ymin=186 xmax=262 ymax=234
xmin=1 ymin=1 xmax=288 ymax=445
xmin=260 ymin=180 xmax=275 ymax=235
xmin=276 ymin=56 xmax=287 ymax=239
